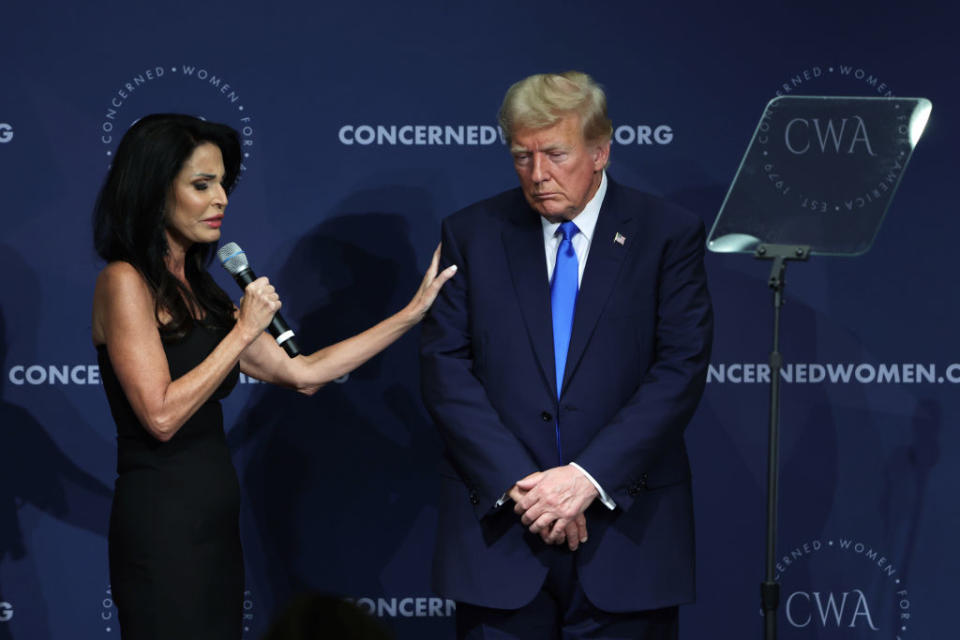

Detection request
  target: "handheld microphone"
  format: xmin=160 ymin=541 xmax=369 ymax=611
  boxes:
xmin=217 ymin=242 xmax=300 ymax=358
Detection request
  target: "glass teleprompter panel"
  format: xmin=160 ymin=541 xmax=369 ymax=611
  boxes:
xmin=708 ymin=95 xmax=931 ymax=256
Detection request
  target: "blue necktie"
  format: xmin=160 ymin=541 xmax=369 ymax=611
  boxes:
xmin=551 ymin=221 xmax=579 ymax=463
xmin=551 ymin=221 xmax=579 ymax=399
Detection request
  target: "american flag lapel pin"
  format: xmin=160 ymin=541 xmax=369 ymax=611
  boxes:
xmin=614 ymin=232 xmax=626 ymax=246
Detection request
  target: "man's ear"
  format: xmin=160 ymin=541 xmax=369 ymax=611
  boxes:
xmin=592 ymin=140 xmax=611 ymax=171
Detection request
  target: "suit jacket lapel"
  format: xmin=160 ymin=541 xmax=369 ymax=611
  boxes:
xmin=502 ymin=201 xmax=557 ymax=395
xmin=562 ymin=180 xmax=636 ymax=395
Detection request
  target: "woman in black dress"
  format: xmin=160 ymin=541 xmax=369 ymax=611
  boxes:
xmin=90 ymin=114 xmax=455 ymax=639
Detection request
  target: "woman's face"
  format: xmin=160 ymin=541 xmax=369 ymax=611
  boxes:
xmin=165 ymin=142 xmax=228 ymax=253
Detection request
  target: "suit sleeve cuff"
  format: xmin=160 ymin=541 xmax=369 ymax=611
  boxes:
xmin=569 ymin=462 xmax=616 ymax=510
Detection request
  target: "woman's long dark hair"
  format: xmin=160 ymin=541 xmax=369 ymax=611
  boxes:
xmin=93 ymin=114 xmax=242 ymax=339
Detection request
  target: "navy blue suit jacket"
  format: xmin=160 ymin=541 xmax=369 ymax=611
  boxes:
xmin=420 ymin=178 xmax=713 ymax=612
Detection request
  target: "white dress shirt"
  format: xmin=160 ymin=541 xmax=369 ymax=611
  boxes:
xmin=540 ymin=171 xmax=607 ymax=286
xmin=540 ymin=172 xmax=616 ymax=511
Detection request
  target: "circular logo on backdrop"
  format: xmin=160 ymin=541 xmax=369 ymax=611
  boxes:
xmin=773 ymin=537 xmax=913 ymax=638
xmin=764 ymin=63 xmax=907 ymax=218
xmin=0 ymin=122 xmax=13 ymax=144
xmin=0 ymin=600 xmax=13 ymax=622
xmin=97 ymin=65 xmax=255 ymax=176
xmin=764 ymin=63 xmax=910 ymax=214
xmin=774 ymin=64 xmax=895 ymax=98
xmin=99 ymin=585 xmax=256 ymax=635
xmin=753 ymin=95 xmax=915 ymax=212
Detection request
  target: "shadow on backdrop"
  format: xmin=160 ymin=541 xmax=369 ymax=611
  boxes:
xmin=881 ymin=397 xmax=940 ymax=585
xmin=228 ymin=196 xmax=443 ymax=629
xmin=0 ymin=246 xmax=113 ymax=640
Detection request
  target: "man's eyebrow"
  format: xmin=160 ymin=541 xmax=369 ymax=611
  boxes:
xmin=510 ymin=143 xmax=569 ymax=154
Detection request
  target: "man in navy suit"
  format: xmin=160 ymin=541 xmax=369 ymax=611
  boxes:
xmin=420 ymin=71 xmax=713 ymax=639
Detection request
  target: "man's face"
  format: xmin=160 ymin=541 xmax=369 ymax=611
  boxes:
xmin=510 ymin=114 xmax=610 ymax=222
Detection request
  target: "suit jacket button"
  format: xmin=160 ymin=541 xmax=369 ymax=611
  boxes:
xmin=469 ymin=491 xmax=480 ymax=505
xmin=640 ymin=473 xmax=648 ymax=489
xmin=628 ymin=485 xmax=639 ymax=497
xmin=541 ymin=411 xmax=552 ymax=422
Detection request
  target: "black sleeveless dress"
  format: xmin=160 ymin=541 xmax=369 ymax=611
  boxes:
xmin=97 ymin=324 xmax=243 ymax=639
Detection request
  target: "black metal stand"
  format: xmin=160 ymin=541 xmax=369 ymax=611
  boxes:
xmin=754 ymin=243 xmax=810 ymax=640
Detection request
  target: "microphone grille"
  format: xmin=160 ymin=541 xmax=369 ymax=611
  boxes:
xmin=217 ymin=242 xmax=249 ymax=275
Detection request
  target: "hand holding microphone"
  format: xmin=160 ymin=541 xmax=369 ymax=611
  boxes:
xmin=237 ymin=277 xmax=281 ymax=340
xmin=217 ymin=242 xmax=300 ymax=357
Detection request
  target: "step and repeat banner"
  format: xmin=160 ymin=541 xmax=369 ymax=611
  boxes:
xmin=1 ymin=1 xmax=957 ymax=638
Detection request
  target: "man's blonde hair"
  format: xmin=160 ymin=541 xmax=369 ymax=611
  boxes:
xmin=498 ymin=71 xmax=613 ymax=145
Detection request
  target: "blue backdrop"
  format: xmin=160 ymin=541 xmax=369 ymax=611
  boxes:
xmin=1 ymin=1 xmax=957 ymax=637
